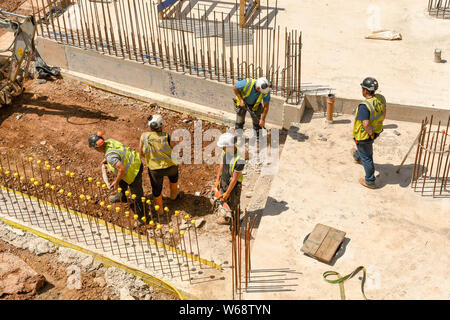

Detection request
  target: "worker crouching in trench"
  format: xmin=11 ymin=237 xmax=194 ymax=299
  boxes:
xmin=88 ymin=132 xmax=146 ymax=225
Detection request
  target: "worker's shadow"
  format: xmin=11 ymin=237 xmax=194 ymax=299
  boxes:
xmin=248 ymin=196 xmax=288 ymax=230
xmin=0 ymin=92 xmax=118 ymax=127
xmin=373 ymin=163 xmax=416 ymax=188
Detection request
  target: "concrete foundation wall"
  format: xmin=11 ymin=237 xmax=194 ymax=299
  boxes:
xmin=36 ymin=37 xmax=305 ymax=130
xmin=304 ymin=94 xmax=449 ymax=124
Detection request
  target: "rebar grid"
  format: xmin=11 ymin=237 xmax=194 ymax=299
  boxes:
xmin=31 ymin=0 xmax=302 ymax=105
xmin=0 ymin=150 xmax=210 ymax=282
xmin=411 ymin=115 xmax=450 ymax=197
xmin=231 ymin=207 xmax=256 ymax=300
xmin=428 ymin=0 xmax=450 ymax=19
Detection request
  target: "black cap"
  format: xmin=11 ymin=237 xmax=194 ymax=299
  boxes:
xmin=360 ymin=77 xmax=378 ymax=92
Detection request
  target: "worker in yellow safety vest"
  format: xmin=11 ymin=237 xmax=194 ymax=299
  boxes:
xmin=233 ymin=77 xmax=271 ymax=140
xmin=88 ymin=132 xmax=145 ymax=222
xmin=351 ymin=77 xmax=387 ymax=189
xmin=213 ymin=132 xmax=245 ymax=225
xmin=139 ymin=114 xmax=180 ymax=218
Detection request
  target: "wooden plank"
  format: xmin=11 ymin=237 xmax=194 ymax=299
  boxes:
xmin=315 ymin=228 xmax=346 ymax=263
xmin=301 ymin=224 xmax=330 ymax=256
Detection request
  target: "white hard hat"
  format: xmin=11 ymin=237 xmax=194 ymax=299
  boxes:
xmin=148 ymin=114 xmax=164 ymax=130
xmin=255 ymin=77 xmax=270 ymax=94
xmin=217 ymin=132 xmax=236 ymax=148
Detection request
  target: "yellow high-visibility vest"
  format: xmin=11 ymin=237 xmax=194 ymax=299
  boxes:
xmin=222 ymin=150 xmax=244 ymax=183
xmin=141 ymin=131 xmax=176 ymax=170
xmin=235 ymin=78 xmax=269 ymax=111
xmin=105 ymin=139 xmax=141 ymax=184
xmin=352 ymin=94 xmax=386 ymax=141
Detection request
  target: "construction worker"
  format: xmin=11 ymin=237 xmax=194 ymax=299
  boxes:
xmin=233 ymin=77 xmax=271 ymax=138
xmin=139 ymin=114 xmax=179 ymax=218
xmin=213 ymin=132 xmax=245 ymax=225
xmin=88 ymin=132 xmax=145 ymax=220
xmin=351 ymin=77 xmax=386 ymax=189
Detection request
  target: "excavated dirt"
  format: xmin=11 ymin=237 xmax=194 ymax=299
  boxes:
xmin=0 ymin=239 xmax=175 ymax=300
xmin=0 ymin=77 xmax=232 ymax=242
xmin=0 ymin=1 xmax=32 ymax=37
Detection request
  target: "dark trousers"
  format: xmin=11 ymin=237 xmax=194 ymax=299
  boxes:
xmin=219 ymin=182 xmax=242 ymax=218
xmin=148 ymin=165 xmax=179 ymax=197
xmin=235 ymin=105 xmax=262 ymax=135
xmin=119 ymin=164 xmax=145 ymax=218
xmin=353 ymin=141 xmax=376 ymax=185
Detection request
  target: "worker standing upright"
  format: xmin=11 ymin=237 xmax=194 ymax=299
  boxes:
xmin=351 ymin=77 xmax=386 ymax=189
xmin=213 ymin=132 xmax=245 ymax=225
xmin=88 ymin=132 xmax=145 ymax=220
xmin=139 ymin=114 xmax=180 ymax=218
xmin=233 ymin=77 xmax=271 ymax=139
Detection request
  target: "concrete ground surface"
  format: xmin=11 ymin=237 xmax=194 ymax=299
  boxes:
xmin=244 ymin=112 xmax=449 ymax=300
xmin=276 ymin=0 xmax=450 ymax=111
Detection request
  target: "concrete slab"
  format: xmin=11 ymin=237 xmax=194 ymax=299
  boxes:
xmin=277 ymin=0 xmax=450 ymax=111
xmin=244 ymin=112 xmax=449 ymax=300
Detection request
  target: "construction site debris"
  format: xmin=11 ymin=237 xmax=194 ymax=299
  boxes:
xmin=365 ymin=30 xmax=402 ymax=41
xmin=0 ymin=252 xmax=46 ymax=297
xmin=301 ymin=224 xmax=346 ymax=264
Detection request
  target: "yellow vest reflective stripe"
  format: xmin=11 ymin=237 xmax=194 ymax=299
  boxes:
xmin=105 ymin=139 xmax=141 ymax=184
xmin=142 ymin=131 xmax=176 ymax=170
xmin=223 ymin=150 xmax=244 ymax=183
xmin=235 ymin=78 xmax=268 ymax=111
xmin=352 ymin=94 xmax=386 ymax=141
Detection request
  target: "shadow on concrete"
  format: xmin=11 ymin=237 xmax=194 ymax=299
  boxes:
xmin=261 ymin=196 xmax=289 ymax=216
xmin=288 ymin=126 xmax=309 ymax=142
xmin=374 ymin=163 xmax=415 ymax=188
xmin=0 ymin=92 xmax=118 ymax=127
xmin=332 ymin=119 xmax=351 ymax=125
xmin=383 ymin=124 xmax=399 ymax=129
xmin=246 ymin=268 xmax=300 ymax=294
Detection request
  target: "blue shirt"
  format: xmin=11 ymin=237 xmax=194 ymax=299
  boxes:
xmin=235 ymin=79 xmax=271 ymax=106
xmin=356 ymin=104 xmax=370 ymax=121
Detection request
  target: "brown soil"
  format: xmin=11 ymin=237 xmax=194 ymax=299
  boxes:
xmin=0 ymin=78 xmax=226 ymax=241
xmin=0 ymin=239 xmax=175 ymax=300
xmin=0 ymin=1 xmax=33 ymax=37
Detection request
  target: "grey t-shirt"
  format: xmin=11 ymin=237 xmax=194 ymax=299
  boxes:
xmin=105 ymin=152 xmax=121 ymax=168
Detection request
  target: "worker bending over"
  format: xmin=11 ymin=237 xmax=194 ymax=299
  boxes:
xmin=352 ymin=77 xmax=386 ymax=189
xmin=213 ymin=132 xmax=245 ymax=225
xmin=233 ymin=77 xmax=271 ymax=139
xmin=139 ymin=115 xmax=179 ymax=218
xmin=88 ymin=132 xmax=145 ymax=220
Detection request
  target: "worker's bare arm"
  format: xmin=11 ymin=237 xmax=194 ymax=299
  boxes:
xmin=362 ymin=120 xmax=374 ymax=138
xmin=233 ymin=86 xmax=246 ymax=107
xmin=222 ymin=171 xmax=242 ymax=200
xmin=260 ymin=102 xmax=270 ymax=127
xmin=214 ymin=164 xmax=223 ymax=189
xmin=111 ymin=161 xmax=126 ymax=190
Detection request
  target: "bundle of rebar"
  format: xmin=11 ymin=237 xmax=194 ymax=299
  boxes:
xmin=411 ymin=115 xmax=450 ymax=197
xmin=0 ymin=150 xmax=207 ymax=281
xmin=30 ymin=0 xmax=303 ymax=105
xmin=231 ymin=207 xmax=256 ymax=300
xmin=428 ymin=0 xmax=450 ymax=19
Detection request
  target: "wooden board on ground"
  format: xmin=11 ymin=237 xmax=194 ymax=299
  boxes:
xmin=301 ymin=224 xmax=346 ymax=264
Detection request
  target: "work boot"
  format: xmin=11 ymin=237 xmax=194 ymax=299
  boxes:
xmin=351 ymin=148 xmax=361 ymax=164
xmin=170 ymin=183 xmax=179 ymax=200
xmin=109 ymin=192 xmax=126 ymax=203
xmin=359 ymin=178 xmax=376 ymax=189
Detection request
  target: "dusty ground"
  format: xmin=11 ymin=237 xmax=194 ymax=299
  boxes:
xmin=244 ymin=111 xmax=449 ymax=300
xmin=0 ymin=0 xmax=32 ymax=37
